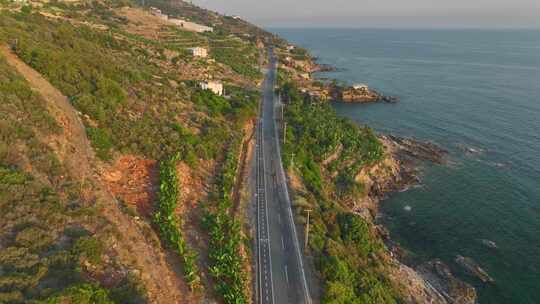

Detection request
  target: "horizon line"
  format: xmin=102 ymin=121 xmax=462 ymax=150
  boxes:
xmin=264 ymin=25 xmax=540 ymax=31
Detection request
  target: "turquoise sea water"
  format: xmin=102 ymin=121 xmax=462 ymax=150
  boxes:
xmin=272 ymin=28 xmax=540 ymax=303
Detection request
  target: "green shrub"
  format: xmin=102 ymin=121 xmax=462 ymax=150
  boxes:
xmin=72 ymin=237 xmax=103 ymax=264
xmin=21 ymin=5 xmax=32 ymax=14
xmin=108 ymin=275 xmax=147 ymax=304
xmin=87 ymin=127 xmax=113 ymax=160
xmin=39 ymin=284 xmax=113 ymax=304
xmin=192 ymin=89 xmax=231 ymax=116
xmin=279 ymin=82 xmax=396 ymax=303
xmin=337 ymin=213 xmax=382 ymax=257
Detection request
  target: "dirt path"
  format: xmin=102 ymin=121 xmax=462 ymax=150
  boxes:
xmin=232 ymin=120 xmax=256 ymax=215
xmin=1 ymin=45 xmax=193 ymax=303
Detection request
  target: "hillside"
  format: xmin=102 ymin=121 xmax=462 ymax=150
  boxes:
xmin=0 ymin=0 xmax=265 ymax=302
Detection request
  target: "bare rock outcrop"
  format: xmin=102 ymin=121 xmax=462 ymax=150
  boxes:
xmin=455 ymin=255 xmax=495 ymax=283
xmin=417 ymin=259 xmax=477 ymax=304
xmin=352 ymin=134 xmax=477 ymax=304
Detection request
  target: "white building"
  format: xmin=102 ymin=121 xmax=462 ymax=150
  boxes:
xmin=353 ymin=84 xmax=369 ymax=92
xmin=299 ymin=73 xmax=310 ymax=80
xmin=169 ymin=18 xmax=213 ymax=33
xmin=200 ymin=81 xmax=223 ymax=96
xmin=149 ymin=7 xmax=168 ymax=21
xmin=189 ymin=47 xmax=208 ymax=58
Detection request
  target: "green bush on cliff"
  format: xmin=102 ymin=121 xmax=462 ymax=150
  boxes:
xmin=38 ymin=284 xmax=113 ymax=304
xmin=86 ymin=127 xmax=113 ymax=160
xmin=281 ymin=82 xmax=383 ymax=195
xmin=279 ymin=82 xmax=396 ymax=303
xmin=192 ymin=89 xmax=232 ymax=116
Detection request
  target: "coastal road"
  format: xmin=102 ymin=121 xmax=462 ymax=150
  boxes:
xmin=255 ymin=48 xmax=312 ymax=304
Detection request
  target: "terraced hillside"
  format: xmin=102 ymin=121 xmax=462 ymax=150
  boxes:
xmin=0 ymin=0 xmax=267 ymax=303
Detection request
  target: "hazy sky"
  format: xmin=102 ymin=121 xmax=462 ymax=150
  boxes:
xmin=190 ymin=0 xmax=540 ymax=28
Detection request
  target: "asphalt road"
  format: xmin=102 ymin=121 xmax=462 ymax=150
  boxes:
xmin=255 ymin=49 xmax=312 ymax=304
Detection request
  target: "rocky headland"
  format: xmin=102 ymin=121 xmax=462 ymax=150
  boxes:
xmin=334 ymin=84 xmax=399 ymax=103
xmin=354 ymin=135 xmax=478 ymax=304
xmin=277 ymin=52 xmax=398 ymax=103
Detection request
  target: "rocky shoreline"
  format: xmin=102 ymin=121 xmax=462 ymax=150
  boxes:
xmin=369 ymin=135 xmax=478 ymax=304
xmin=279 ymin=56 xmax=399 ymax=104
xmin=371 ymin=134 xmax=448 ymax=198
xmin=334 ymin=85 xmax=399 ymax=103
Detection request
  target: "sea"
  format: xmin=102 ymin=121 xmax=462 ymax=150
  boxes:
xmin=271 ymin=28 xmax=540 ymax=303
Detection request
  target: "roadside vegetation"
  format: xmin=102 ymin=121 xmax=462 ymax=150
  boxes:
xmin=281 ymin=82 xmax=384 ymax=196
xmin=203 ymin=134 xmax=249 ymax=304
xmin=154 ymin=155 xmax=202 ymax=291
xmin=280 ymin=82 xmax=397 ymax=303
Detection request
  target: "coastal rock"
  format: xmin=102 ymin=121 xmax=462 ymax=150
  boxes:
xmin=363 ymin=134 xmax=447 ymax=198
xmin=458 ymin=144 xmax=485 ymax=155
xmin=480 ymin=239 xmax=498 ymax=249
xmin=360 ymin=137 xmax=477 ymax=303
xmin=387 ymin=261 xmax=448 ymax=304
xmin=354 ymin=134 xmax=447 ymax=211
xmin=455 ymin=255 xmax=495 ymax=283
xmin=383 ymin=134 xmax=448 ymax=165
xmin=333 ymin=84 xmax=398 ymax=103
xmin=417 ymin=259 xmax=477 ymax=304
xmin=312 ymin=63 xmax=336 ymax=72
xmin=300 ymin=82 xmax=398 ymax=103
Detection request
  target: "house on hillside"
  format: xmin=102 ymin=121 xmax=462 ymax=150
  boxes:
xmin=169 ymin=18 xmax=213 ymax=33
xmin=299 ymin=73 xmax=310 ymax=80
xmin=149 ymin=7 xmax=168 ymax=21
xmin=200 ymin=81 xmax=223 ymax=96
xmin=189 ymin=47 xmax=208 ymax=58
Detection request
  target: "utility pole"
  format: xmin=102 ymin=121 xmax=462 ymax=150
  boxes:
xmin=304 ymin=209 xmax=312 ymax=250
xmin=283 ymin=122 xmax=287 ymax=143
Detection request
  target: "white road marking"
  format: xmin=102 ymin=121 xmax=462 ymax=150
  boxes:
xmin=284 ymin=265 xmax=289 ymax=284
xmin=260 ymin=100 xmax=275 ymax=304
xmin=269 ymin=55 xmax=311 ymax=304
xmin=281 ymin=236 xmax=285 ymax=250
